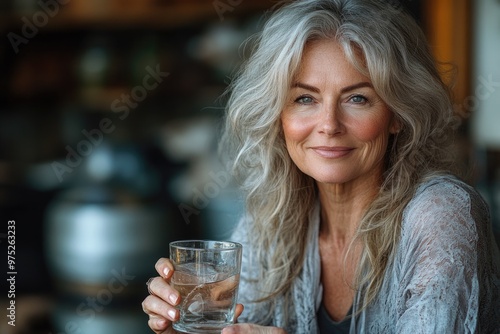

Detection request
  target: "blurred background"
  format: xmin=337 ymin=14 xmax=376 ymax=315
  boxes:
xmin=0 ymin=0 xmax=499 ymax=333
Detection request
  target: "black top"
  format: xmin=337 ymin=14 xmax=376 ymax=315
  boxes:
xmin=317 ymin=303 xmax=352 ymax=334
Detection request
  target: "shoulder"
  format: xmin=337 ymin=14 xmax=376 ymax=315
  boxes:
xmin=401 ymin=174 xmax=490 ymax=242
xmin=230 ymin=216 xmax=249 ymax=243
xmin=230 ymin=216 xmax=255 ymax=265
xmin=405 ymin=174 xmax=488 ymax=223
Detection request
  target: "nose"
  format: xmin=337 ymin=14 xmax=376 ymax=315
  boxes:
xmin=318 ymin=102 xmax=344 ymax=136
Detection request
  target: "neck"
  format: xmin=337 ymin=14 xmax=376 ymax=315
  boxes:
xmin=317 ymin=177 xmax=381 ymax=244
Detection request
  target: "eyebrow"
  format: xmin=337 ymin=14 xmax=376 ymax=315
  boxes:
xmin=291 ymin=81 xmax=373 ymax=94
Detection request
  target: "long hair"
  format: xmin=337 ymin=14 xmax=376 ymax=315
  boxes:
xmin=220 ymin=0 xmax=458 ymax=321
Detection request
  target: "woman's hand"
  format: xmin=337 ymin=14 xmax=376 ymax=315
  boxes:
xmin=142 ymin=258 xmax=180 ymax=333
xmin=222 ymin=324 xmax=287 ymax=334
xmin=142 ymin=257 xmax=244 ymax=333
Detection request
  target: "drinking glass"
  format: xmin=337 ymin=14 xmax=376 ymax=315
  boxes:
xmin=169 ymin=240 xmax=242 ymax=334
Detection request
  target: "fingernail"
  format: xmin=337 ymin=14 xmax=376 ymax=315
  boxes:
xmin=222 ymin=328 xmax=235 ymax=334
xmin=157 ymin=319 xmax=166 ymax=328
xmin=169 ymin=293 xmax=178 ymax=304
xmin=167 ymin=309 xmax=176 ymax=320
xmin=163 ymin=268 xmax=170 ymax=276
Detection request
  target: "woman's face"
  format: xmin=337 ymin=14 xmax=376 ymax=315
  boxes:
xmin=281 ymin=39 xmax=399 ymax=187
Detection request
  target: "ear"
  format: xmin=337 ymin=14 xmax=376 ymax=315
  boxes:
xmin=389 ymin=117 xmax=402 ymax=134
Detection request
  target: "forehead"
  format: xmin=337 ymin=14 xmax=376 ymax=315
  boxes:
xmin=294 ymin=39 xmax=371 ymax=85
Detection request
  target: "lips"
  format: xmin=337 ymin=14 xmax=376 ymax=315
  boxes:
xmin=310 ymin=146 xmax=354 ymax=158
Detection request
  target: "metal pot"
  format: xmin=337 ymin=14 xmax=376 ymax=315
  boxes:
xmin=44 ymin=186 xmax=175 ymax=297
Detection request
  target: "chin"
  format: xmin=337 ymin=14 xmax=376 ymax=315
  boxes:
xmin=310 ymin=173 xmax=352 ymax=185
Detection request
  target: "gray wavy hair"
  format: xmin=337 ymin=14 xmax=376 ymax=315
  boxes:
xmin=220 ymin=0 xmax=458 ymax=320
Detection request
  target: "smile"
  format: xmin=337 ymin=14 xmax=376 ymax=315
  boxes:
xmin=310 ymin=146 xmax=354 ymax=158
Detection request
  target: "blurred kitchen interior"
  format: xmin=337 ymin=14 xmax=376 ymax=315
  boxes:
xmin=0 ymin=0 xmax=499 ymax=333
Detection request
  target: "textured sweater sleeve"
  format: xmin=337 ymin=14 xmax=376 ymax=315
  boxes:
xmin=395 ymin=178 xmax=500 ymax=334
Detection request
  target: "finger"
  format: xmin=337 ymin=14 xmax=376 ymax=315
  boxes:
xmin=148 ymin=277 xmax=180 ymax=307
xmin=147 ymin=314 xmax=169 ymax=332
xmin=155 ymin=258 xmax=175 ymax=279
xmin=234 ymin=304 xmax=244 ymax=322
xmin=222 ymin=323 xmax=287 ymax=334
xmin=142 ymin=294 xmax=179 ymax=322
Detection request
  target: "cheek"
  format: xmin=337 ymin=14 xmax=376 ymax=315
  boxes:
xmin=350 ymin=114 xmax=392 ymax=143
xmin=351 ymin=117 xmax=392 ymax=162
xmin=281 ymin=114 xmax=312 ymax=144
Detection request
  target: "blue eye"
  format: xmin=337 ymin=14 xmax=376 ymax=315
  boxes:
xmin=295 ymin=95 xmax=314 ymax=104
xmin=349 ymin=95 xmax=368 ymax=104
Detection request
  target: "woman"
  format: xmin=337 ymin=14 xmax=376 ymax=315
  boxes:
xmin=142 ymin=0 xmax=500 ymax=333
